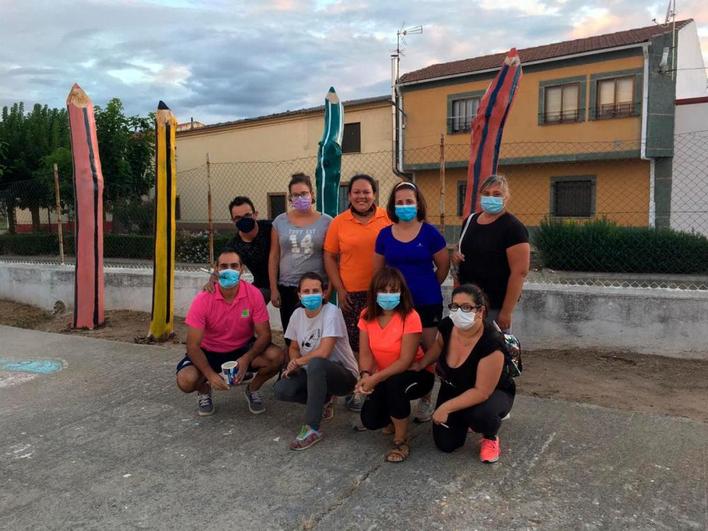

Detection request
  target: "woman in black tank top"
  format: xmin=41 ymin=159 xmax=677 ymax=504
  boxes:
xmin=413 ymin=284 xmax=515 ymax=463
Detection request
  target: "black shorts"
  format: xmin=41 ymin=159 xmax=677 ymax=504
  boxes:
xmin=175 ymin=340 xmax=255 ymax=375
xmin=415 ymin=303 xmax=443 ymax=328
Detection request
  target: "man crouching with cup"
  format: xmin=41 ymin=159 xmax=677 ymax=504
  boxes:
xmin=176 ymin=247 xmax=284 ymax=416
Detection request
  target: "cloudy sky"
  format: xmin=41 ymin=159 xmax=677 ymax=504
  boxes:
xmin=2 ymin=0 xmax=707 ymax=124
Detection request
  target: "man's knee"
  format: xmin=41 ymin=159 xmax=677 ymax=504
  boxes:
xmin=263 ymin=344 xmax=285 ymax=368
xmin=176 ymin=367 xmax=200 ymax=393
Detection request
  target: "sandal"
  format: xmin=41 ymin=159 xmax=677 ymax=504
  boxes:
xmin=385 ymin=439 xmax=410 ymax=463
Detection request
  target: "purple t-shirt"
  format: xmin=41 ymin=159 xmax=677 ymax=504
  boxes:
xmin=375 ymin=222 xmax=447 ymax=306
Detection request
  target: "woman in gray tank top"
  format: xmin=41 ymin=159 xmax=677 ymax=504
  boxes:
xmin=269 ymin=173 xmax=332 ymax=340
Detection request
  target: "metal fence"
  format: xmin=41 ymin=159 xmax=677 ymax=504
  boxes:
xmin=1 ymin=131 xmax=707 ymax=290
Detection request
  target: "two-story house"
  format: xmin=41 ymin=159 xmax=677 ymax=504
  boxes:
xmin=397 ymin=20 xmax=706 ymax=238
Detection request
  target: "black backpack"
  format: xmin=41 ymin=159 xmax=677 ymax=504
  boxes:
xmin=493 ymin=321 xmax=523 ymax=378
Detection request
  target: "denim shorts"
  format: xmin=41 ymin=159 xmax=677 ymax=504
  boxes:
xmin=175 ymin=340 xmax=255 ymax=374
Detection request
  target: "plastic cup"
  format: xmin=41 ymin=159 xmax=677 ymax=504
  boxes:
xmin=221 ymin=361 xmax=238 ymax=386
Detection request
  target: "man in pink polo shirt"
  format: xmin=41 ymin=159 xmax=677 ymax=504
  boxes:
xmin=176 ymin=248 xmax=284 ymax=416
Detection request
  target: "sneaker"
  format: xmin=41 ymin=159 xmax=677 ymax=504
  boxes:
xmin=322 ymin=395 xmax=335 ymax=421
xmin=289 ymin=425 xmax=323 ymax=451
xmin=414 ymin=397 xmax=434 ymax=423
xmin=345 ymin=393 xmax=365 ymax=412
xmin=501 ymin=412 xmax=511 ymax=421
xmin=480 ymin=437 xmax=500 ymax=463
xmin=197 ymin=388 xmax=214 ymax=416
xmin=244 ymin=385 xmax=265 ymax=414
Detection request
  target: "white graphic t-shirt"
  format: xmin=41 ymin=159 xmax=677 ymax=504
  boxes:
xmin=284 ymin=303 xmax=358 ymax=378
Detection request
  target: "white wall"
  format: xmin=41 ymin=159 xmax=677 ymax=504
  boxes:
xmin=677 ymin=22 xmax=708 ymax=99
xmin=671 ymin=102 xmax=708 ymax=235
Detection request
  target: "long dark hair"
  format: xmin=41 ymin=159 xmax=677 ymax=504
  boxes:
xmin=363 ymin=267 xmax=414 ymax=321
xmin=386 ymin=181 xmax=427 ymax=222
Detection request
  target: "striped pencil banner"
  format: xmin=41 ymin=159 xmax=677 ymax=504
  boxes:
xmin=315 ymin=87 xmax=343 ymax=217
xmin=67 ymin=84 xmax=105 ymax=330
xmin=463 ymin=49 xmax=523 ymax=217
xmin=149 ymin=101 xmax=177 ymax=340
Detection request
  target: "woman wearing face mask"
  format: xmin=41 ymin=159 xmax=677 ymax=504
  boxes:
xmin=413 ymin=284 xmax=515 ymax=463
xmin=453 ymin=174 xmax=530 ymax=332
xmin=356 ymin=267 xmax=434 ymax=463
xmin=373 ymin=181 xmax=450 ymax=423
xmin=269 ymin=173 xmax=333 ymax=339
xmin=273 ymin=272 xmax=358 ymax=450
xmin=324 ymin=174 xmax=391 ymax=412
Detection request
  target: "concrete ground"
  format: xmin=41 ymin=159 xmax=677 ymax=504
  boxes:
xmin=0 ymin=325 xmax=706 ymax=530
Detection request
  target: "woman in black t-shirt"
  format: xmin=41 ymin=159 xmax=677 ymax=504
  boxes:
xmin=453 ymin=174 xmax=530 ymax=331
xmin=413 ymin=284 xmax=515 ymax=463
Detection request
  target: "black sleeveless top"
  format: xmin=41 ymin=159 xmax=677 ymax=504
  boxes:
xmin=436 ymin=317 xmax=515 ymax=396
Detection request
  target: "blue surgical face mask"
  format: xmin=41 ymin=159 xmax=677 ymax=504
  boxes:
xmin=376 ymin=292 xmax=401 ymax=311
xmin=394 ymin=204 xmax=417 ymax=222
xmin=218 ymin=269 xmax=240 ymax=289
xmin=480 ymin=195 xmax=505 ymax=214
xmin=300 ymin=293 xmax=323 ymax=311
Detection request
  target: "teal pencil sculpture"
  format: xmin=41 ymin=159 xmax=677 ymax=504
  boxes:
xmin=315 ymin=87 xmax=344 ymax=217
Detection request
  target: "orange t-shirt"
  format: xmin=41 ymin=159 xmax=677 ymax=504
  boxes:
xmin=358 ymin=309 xmax=425 ymax=371
xmin=323 ymin=207 xmax=392 ymax=292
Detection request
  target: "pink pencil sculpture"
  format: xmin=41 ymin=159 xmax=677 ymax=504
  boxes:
xmin=463 ymin=49 xmax=523 ymax=217
xmin=67 ymin=83 xmax=105 ymax=329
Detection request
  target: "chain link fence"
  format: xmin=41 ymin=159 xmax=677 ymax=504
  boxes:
xmin=1 ymin=132 xmax=707 ymax=289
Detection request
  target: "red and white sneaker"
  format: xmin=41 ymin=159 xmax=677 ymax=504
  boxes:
xmin=480 ymin=437 xmax=500 ymax=463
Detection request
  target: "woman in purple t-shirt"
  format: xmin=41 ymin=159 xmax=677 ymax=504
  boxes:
xmin=373 ymin=181 xmax=450 ymax=421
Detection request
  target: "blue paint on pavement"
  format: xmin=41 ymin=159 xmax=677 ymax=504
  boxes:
xmin=0 ymin=358 xmax=63 ymax=374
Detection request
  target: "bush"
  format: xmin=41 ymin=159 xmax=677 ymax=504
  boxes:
xmin=111 ymin=199 xmax=154 ymax=234
xmin=104 ymin=234 xmax=153 ymax=259
xmin=533 ymin=218 xmax=708 ymax=274
xmin=0 ymin=233 xmax=74 ymax=255
xmin=176 ymin=231 xmax=231 ymax=264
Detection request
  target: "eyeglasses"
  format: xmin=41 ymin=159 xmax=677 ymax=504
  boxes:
xmin=447 ymin=303 xmax=479 ymax=313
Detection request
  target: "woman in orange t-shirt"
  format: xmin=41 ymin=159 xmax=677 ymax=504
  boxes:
xmin=356 ymin=267 xmax=435 ymax=463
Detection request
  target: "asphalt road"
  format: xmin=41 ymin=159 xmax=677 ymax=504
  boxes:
xmin=1 ymin=325 xmax=706 ymax=530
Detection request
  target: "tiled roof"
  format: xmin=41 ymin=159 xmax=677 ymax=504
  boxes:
xmin=400 ymin=20 xmax=692 ymax=84
xmin=176 ymin=95 xmax=390 ymax=135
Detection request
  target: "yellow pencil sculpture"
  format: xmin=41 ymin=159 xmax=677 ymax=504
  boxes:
xmin=149 ymin=101 xmax=177 ymax=340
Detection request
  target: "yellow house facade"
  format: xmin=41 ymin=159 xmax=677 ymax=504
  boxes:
xmin=397 ymin=21 xmax=704 ymax=237
xmin=175 ymin=96 xmax=398 ymax=228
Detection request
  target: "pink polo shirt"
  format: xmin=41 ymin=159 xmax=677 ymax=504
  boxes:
xmin=185 ymin=281 xmax=269 ymax=353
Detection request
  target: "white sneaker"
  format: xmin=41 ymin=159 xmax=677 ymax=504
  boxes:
xmin=414 ymin=397 xmax=434 ymax=423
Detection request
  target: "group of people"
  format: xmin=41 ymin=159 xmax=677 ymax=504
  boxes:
xmin=175 ymin=172 xmax=530 ymax=463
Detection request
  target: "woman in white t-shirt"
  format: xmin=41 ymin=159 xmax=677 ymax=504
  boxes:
xmin=274 ymin=272 xmax=359 ymax=451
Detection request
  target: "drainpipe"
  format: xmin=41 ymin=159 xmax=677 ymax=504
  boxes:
xmin=640 ymin=42 xmax=656 ymax=227
xmin=391 ymin=53 xmax=413 ymax=180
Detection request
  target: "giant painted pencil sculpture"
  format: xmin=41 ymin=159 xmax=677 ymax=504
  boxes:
xmin=67 ymin=84 xmax=105 ymax=329
xmin=149 ymin=101 xmax=177 ymax=340
xmin=463 ymin=49 xmax=523 ymax=217
xmin=315 ymin=87 xmax=344 ymax=217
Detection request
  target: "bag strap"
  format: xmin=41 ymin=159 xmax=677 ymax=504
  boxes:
xmin=458 ymin=212 xmax=477 ymax=252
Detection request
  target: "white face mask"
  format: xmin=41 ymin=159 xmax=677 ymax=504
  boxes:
xmin=449 ymin=308 xmax=477 ymax=330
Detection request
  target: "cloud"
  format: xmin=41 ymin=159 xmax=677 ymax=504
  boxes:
xmin=1 ymin=0 xmax=706 ymax=125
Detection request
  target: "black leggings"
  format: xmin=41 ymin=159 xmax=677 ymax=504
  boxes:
xmin=277 ymin=285 xmax=300 ymax=345
xmin=360 ymin=370 xmax=435 ymax=429
xmin=433 ymin=388 xmax=514 ymax=453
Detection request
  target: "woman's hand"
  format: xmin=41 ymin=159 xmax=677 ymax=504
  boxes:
xmin=282 ymin=357 xmax=302 ymax=378
xmin=496 ymin=311 xmax=512 ymax=332
xmin=432 ymin=404 xmax=450 ymax=426
xmin=270 ymin=288 xmax=281 ymax=308
xmin=355 ymin=374 xmax=376 ymax=395
xmin=451 ymin=251 xmax=465 ymax=265
xmin=337 ymin=289 xmax=352 ymax=313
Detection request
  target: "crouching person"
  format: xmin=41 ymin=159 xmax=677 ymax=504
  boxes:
xmin=176 ymin=248 xmax=284 ymax=416
xmin=415 ymin=284 xmax=515 ymax=463
xmin=357 ymin=267 xmax=434 ymax=463
xmin=274 ymin=272 xmax=358 ymax=450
